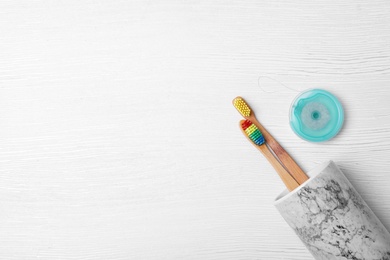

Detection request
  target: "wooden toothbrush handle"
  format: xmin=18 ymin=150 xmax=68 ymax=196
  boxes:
xmin=258 ymin=145 xmax=299 ymax=191
xmin=250 ymin=116 xmax=309 ymax=185
xmin=239 ymin=120 xmax=299 ymax=191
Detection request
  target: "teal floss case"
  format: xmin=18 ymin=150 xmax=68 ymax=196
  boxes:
xmin=289 ymin=89 xmax=344 ymax=142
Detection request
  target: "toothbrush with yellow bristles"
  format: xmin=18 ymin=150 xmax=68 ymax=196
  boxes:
xmin=240 ymin=119 xmax=299 ymax=191
xmin=233 ymin=96 xmax=309 ymax=185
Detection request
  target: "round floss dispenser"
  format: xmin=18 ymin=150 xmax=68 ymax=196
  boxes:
xmin=289 ymin=89 xmax=344 ymax=142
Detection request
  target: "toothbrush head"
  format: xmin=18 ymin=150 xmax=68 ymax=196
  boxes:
xmin=241 ymin=119 xmax=265 ymax=145
xmin=233 ymin=97 xmax=251 ymax=117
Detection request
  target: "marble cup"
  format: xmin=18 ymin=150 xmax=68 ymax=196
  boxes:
xmin=274 ymin=160 xmax=390 ymax=260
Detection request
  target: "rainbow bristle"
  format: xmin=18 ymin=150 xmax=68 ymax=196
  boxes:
xmin=241 ymin=119 xmax=265 ymax=145
xmin=233 ymin=97 xmax=251 ymax=117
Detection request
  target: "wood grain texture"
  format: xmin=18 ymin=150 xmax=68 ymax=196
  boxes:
xmin=1 ymin=0 xmax=390 ymax=259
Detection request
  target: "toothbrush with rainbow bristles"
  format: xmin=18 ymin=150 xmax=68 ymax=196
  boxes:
xmin=233 ymin=96 xmax=309 ymax=186
xmin=240 ymin=119 xmax=299 ymax=191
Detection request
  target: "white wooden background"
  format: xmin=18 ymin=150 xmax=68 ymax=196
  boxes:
xmin=1 ymin=1 xmax=390 ymax=259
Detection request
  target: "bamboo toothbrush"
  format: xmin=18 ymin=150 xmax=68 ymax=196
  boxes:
xmin=240 ymin=119 xmax=299 ymax=191
xmin=233 ymin=96 xmax=309 ymax=185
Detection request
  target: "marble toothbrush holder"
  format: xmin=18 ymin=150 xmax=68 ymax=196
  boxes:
xmin=274 ymin=160 xmax=390 ymax=260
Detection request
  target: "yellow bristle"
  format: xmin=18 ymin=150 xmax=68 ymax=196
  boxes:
xmin=233 ymin=97 xmax=251 ymax=117
xmin=245 ymin=124 xmax=257 ymax=135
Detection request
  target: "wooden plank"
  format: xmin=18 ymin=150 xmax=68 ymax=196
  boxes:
xmin=0 ymin=0 xmax=390 ymax=259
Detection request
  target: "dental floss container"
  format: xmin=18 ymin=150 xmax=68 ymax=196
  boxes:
xmin=289 ymin=89 xmax=344 ymax=142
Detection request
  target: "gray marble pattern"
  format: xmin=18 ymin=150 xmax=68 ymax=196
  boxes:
xmin=275 ymin=161 xmax=390 ymax=260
